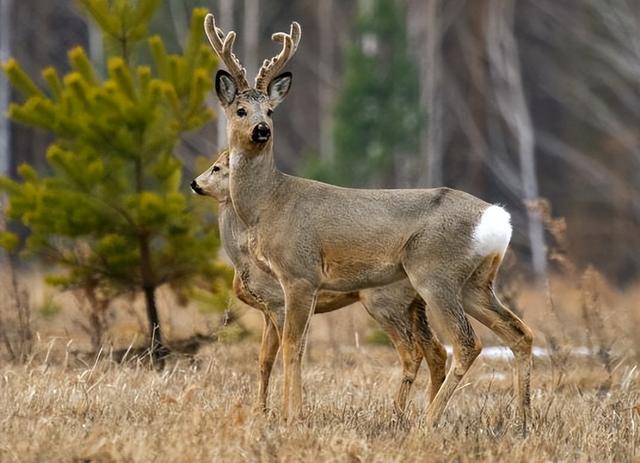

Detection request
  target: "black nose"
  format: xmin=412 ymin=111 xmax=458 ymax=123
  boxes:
xmin=191 ymin=180 xmax=204 ymax=195
xmin=251 ymin=123 xmax=271 ymax=143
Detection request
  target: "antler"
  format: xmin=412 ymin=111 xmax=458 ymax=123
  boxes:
xmin=204 ymin=13 xmax=250 ymax=91
xmin=254 ymin=22 xmax=302 ymax=92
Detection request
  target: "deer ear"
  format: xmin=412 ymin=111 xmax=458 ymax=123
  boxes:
xmin=267 ymin=72 xmax=292 ymax=108
xmin=215 ymin=70 xmax=237 ymax=106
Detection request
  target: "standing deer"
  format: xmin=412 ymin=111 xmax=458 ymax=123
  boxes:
xmin=203 ymin=14 xmax=533 ymax=429
xmin=192 ymin=150 xmax=447 ymax=411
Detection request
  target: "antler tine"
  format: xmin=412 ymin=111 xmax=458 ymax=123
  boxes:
xmin=255 ymin=22 xmax=302 ymax=92
xmin=204 ymin=13 xmax=250 ymax=91
xmin=272 ymin=22 xmax=301 ymax=51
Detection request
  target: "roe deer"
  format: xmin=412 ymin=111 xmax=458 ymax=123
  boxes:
xmin=203 ymin=13 xmax=533 ymax=430
xmin=192 ymin=150 xmax=447 ymax=411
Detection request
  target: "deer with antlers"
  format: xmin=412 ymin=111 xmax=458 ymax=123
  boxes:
xmin=192 ymin=150 xmax=447 ymax=412
xmin=202 ymin=14 xmax=533 ymax=429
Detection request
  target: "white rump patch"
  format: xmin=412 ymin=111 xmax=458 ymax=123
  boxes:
xmin=472 ymin=205 xmax=512 ymax=257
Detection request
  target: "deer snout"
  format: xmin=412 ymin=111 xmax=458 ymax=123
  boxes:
xmin=190 ymin=179 xmax=205 ymax=195
xmin=251 ymin=122 xmax=271 ymax=144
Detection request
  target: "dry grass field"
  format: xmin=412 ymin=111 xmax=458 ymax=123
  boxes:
xmin=0 ymin=340 xmax=638 ymax=462
xmin=1 ymin=267 xmax=640 ymax=462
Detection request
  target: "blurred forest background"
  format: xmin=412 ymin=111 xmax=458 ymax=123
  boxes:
xmin=0 ymin=0 xmax=639 ymax=359
xmin=2 ymin=0 xmax=640 ymax=285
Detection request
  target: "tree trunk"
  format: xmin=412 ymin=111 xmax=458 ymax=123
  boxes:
xmin=216 ymin=0 xmax=233 ymax=149
xmin=243 ymin=0 xmax=259 ymax=84
xmin=168 ymin=1 xmax=188 ymax=50
xmin=420 ymin=0 xmax=444 ymax=187
xmin=143 ymin=286 xmax=163 ymax=352
xmin=486 ymin=0 xmax=547 ymax=279
xmin=139 ymin=234 xmax=166 ymax=368
xmin=86 ymin=12 xmax=103 ymax=73
xmin=318 ymin=0 xmax=335 ymax=163
xmin=0 ymin=0 xmax=12 ymax=176
xmin=134 ymin=156 xmax=166 ymax=367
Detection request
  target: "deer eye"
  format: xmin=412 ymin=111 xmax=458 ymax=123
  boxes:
xmin=212 ymin=165 xmax=221 ymax=173
xmin=236 ymin=108 xmax=247 ymax=117
xmin=267 ymin=109 xmax=273 ymax=117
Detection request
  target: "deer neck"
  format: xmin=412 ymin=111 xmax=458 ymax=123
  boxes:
xmin=217 ymin=199 xmax=251 ymax=270
xmin=228 ymin=147 xmax=282 ymax=227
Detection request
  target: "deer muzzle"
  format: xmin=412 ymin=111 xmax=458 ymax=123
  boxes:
xmin=251 ymin=122 xmax=271 ymax=144
xmin=190 ymin=180 xmax=205 ymax=195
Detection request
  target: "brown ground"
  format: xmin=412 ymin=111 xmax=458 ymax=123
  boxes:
xmin=0 ymin=341 xmax=638 ymax=462
xmin=1 ymin=270 xmax=639 ymax=462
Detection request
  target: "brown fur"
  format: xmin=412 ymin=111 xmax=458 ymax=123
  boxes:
xmin=204 ymin=13 xmax=533 ymax=430
xmin=193 ymin=151 xmax=447 ymax=411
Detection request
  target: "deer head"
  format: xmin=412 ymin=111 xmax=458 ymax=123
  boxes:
xmin=191 ymin=149 xmax=230 ymax=201
xmin=204 ymin=14 xmax=301 ymax=155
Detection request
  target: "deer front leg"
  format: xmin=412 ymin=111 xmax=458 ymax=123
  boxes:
xmin=281 ymin=280 xmax=317 ymax=421
xmin=256 ymin=312 xmax=281 ymax=412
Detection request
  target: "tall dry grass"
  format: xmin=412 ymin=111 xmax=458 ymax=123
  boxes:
xmin=0 ymin=258 xmax=33 ymax=363
xmin=1 ymin=272 xmax=639 ymax=461
xmin=0 ymin=341 xmax=638 ymax=462
xmin=1 ymin=272 xmax=639 ymax=462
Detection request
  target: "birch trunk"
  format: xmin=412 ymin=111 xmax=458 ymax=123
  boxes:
xmin=421 ymin=0 xmax=443 ymax=187
xmin=0 ymin=0 xmax=11 ymax=176
xmin=87 ymin=13 xmax=103 ymax=74
xmin=243 ymin=0 xmax=259 ymax=83
xmin=318 ymin=0 xmax=334 ymax=162
xmin=486 ymin=0 xmax=547 ymax=279
xmin=216 ymin=0 xmax=234 ymax=148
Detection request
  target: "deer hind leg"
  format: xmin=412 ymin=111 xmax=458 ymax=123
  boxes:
xmin=372 ymin=324 xmax=420 ymax=413
xmin=361 ymin=295 xmax=421 ymax=412
xmin=363 ymin=290 xmax=446 ymax=411
xmin=256 ymin=312 xmax=281 ymax=412
xmin=462 ymin=254 xmax=533 ymax=433
xmin=281 ymin=280 xmax=317 ymax=421
xmin=411 ymin=298 xmax=447 ymax=404
xmin=388 ymin=303 xmax=448 ymax=411
xmin=405 ymin=271 xmax=482 ymax=427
